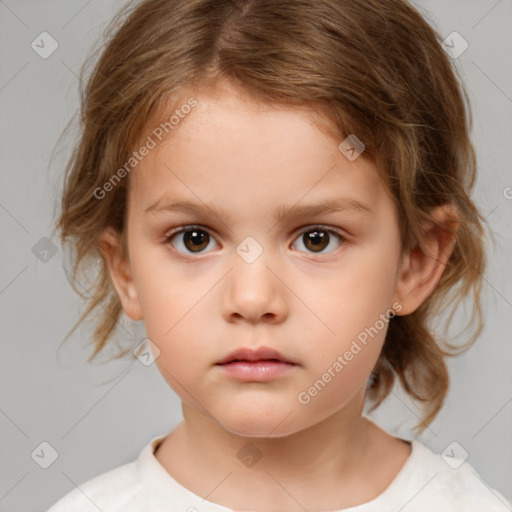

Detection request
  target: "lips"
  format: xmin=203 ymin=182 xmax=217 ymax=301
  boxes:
xmin=216 ymin=346 xmax=296 ymax=365
xmin=215 ymin=346 xmax=298 ymax=382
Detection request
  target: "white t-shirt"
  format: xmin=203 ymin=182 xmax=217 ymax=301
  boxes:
xmin=47 ymin=434 xmax=511 ymax=511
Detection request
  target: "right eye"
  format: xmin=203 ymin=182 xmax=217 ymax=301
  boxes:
xmin=164 ymin=225 xmax=219 ymax=256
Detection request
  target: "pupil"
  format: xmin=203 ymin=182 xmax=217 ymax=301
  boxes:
xmin=184 ymin=230 xmax=209 ymax=252
xmin=305 ymin=230 xmax=328 ymax=252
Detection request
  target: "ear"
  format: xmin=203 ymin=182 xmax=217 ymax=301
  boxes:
xmin=99 ymin=226 xmax=143 ymax=321
xmin=392 ymin=204 xmax=458 ymax=316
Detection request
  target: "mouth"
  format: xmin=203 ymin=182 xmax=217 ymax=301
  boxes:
xmin=215 ymin=346 xmax=297 ymax=382
xmin=215 ymin=346 xmax=296 ymax=365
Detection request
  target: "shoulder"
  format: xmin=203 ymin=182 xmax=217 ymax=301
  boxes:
xmin=395 ymin=440 xmax=511 ymax=511
xmin=45 ymin=433 xmax=228 ymax=512
xmin=46 ymin=459 xmax=143 ymax=512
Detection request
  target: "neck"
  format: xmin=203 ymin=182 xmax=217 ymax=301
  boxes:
xmin=180 ymin=389 xmax=369 ymax=479
xmin=152 ymin=388 xmax=412 ymax=510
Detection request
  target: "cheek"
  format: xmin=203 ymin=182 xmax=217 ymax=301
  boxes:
xmin=296 ymin=242 xmax=399 ymax=390
xmin=306 ymin=248 xmax=398 ymax=336
xmin=129 ymin=245 xmax=217 ymax=375
xmin=296 ymin=312 xmax=389 ymax=422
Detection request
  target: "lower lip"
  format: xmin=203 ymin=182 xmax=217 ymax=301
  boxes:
xmin=216 ymin=361 xmax=297 ymax=381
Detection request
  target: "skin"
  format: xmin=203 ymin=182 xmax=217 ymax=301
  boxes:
xmin=100 ymin=84 xmax=457 ymax=510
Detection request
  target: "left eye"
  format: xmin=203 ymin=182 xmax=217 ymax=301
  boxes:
xmin=164 ymin=225 xmax=345 ymax=256
xmin=291 ymin=227 xmax=344 ymax=254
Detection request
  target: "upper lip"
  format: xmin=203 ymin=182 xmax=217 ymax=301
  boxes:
xmin=216 ymin=346 xmax=296 ymax=365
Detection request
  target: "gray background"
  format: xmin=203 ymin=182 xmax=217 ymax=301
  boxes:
xmin=0 ymin=0 xmax=511 ymax=510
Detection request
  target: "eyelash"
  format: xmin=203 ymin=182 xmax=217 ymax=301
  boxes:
xmin=163 ymin=224 xmax=347 ymax=260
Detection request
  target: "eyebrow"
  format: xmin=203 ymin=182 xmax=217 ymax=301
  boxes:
xmin=144 ymin=196 xmax=374 ymax=223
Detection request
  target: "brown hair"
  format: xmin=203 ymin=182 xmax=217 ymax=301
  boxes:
xmin=53 ymin=0 xmax=486 ymax=432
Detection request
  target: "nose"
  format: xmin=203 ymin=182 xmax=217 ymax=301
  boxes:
xmin=222 ymin=249 xmax=288 ymax=325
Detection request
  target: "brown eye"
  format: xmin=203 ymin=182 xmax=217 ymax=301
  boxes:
xmin=165 ymin=227 xmax=217 ymax=255
xmin=165 ymin=225 xmax=344 ymax=258
xmin=183 ymin=229 xmax=210 ymax=252
xmin=292 ymin=227 xmax=344 ymax=255
xmin=303 ymin=230 xmax=329 ymax=252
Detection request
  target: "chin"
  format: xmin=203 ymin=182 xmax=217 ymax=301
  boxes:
xmin=226 ymin=422 xmax=295 ymax=439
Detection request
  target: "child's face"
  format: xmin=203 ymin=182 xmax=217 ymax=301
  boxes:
xmin=113 ymin=89 xmax=407 ymax=437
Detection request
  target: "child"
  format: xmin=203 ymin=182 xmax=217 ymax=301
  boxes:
xmin=48 ymin=0 xmax=511 ymax=510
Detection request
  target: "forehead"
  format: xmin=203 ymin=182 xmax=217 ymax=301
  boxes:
xmin=128 ymin=91 xmax=388 ymax=219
